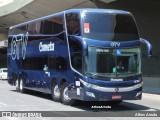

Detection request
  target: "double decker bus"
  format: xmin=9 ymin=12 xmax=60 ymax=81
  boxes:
xmin=8 ymin=9 xmax=152 ymax=105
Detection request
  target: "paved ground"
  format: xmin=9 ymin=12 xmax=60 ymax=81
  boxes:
xmin=0 ymin=80 xmax=159 ymax=120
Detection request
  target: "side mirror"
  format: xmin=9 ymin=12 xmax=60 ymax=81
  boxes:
xmin=140 ymin=38 xmax=152 ymax=60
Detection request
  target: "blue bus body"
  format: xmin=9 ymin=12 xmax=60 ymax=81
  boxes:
xmin=8 ymin=9 xmax=152 ymax=105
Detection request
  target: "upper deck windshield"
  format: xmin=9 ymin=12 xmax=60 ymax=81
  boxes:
xmin=82 ymin=12 xmax=139 ymax=41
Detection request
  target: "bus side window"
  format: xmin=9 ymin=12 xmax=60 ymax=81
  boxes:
xmin=40 ymin=15 xmax=64 ymax=35
xmin=41 ymin=20 xmax=53 ymax=34
xmin=14 ymin=25 xmax=27 ymax=34
xmin=69 ymin=38 xmax=82 ymax=73
xmin=40 ymin=21 xmax=44 ymax=34
xmin=23 ymin=57 xmax=37 ymax=70
xmin=66 ymin=13 xmax=80 ymax=35
xmin=27 ymin=23 xmax=36 ymax=34
xmin=26 ymin=21 xmax=42 ymax=34
xmin=56 ymin=57 xmax=67 ymax=70
xmin=48 ymin=56 xmax=56 ymax=69
xmin=35 ymin=21 xmax=41 ymax=34
xmin=50 ymin=16 xmax=64 ymax=34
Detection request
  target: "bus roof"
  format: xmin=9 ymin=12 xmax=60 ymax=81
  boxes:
xmin=65 ymin=8 xmax=130 ymax=14
xmin=10 ymin=8 xmax=131 ymax=29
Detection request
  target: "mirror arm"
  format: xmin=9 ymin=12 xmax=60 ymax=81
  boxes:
xmin=140 ymin=38 xmax=152 ymax=59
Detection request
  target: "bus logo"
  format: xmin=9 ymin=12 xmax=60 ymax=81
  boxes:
xmin=39 ymin=42 xmax=54 ymax=52
xmin=11 ymin=32 xmax=28 ymax=60
xmin=110 ymin=42 xmax=120 ymax=47
xmin=115 ymin=87 xmax=119 ymax=92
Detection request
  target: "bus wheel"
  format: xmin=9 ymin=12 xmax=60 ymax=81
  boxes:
xmin=61 ymin=82 xmax=75 ymax=105
xmin=51 ymin=83 xmax=60 ymax=102
xmin=19 ymin=78 xmax=25 ymax=93
xmin=15 ymin=78 xmax=20 ymax=92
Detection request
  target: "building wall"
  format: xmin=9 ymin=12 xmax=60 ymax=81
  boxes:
xmin=95 ymin=0 xmax=160 ymax=76
xmin=0 ymin=33 xmax=7 ymax=40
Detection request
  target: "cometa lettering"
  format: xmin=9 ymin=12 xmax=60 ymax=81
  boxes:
xmin=39 ymin=42 xmax=54 ymax=52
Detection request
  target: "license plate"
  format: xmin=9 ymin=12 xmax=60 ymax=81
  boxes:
xmin=112 ymin=95 xmax=122 ymax=100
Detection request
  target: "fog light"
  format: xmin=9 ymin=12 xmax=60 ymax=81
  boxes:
xmin=136 ymin=91 xmax=142 ymax=97
xmin=86 ymin=92 xmax=95 ymax=98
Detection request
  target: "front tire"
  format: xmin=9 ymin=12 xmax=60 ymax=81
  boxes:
xmin=61 ymin=82 xmax=75 ymax=105
xmin=15 ymin=77 xmax=20 ymax=92
xmin=19 ymin=78 xmax=25 ymax=93
xmin=51 ymin=83 xmax=60 ymax=102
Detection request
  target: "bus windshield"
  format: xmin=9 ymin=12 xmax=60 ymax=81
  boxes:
xmin=85 ymin=47 xmax=141 ymax=78
xmin=82 ymin=12 xmax=139 ymax=41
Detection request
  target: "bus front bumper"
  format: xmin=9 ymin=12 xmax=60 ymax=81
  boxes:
xmin=69 ymin=79 xmax=143 ymax=101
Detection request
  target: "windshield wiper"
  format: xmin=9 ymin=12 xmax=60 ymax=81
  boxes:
xmin=117 ymin=72 xmax=139 ymax=77
xmin=92 ymin=73 xmax=97 ymax=77
xmin=116 ymin=71 xmax=128 ymax=77
xmin=86 ymin=73 xmax=97 ymax=77
xmin=86 ymin=73 xmax=111 ymax=79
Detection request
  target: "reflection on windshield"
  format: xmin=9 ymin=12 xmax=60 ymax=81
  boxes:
xmin=82 ymin=12 xmax=139 ymax=41
xmin=85 ymin=47 xmax=141 ymax=78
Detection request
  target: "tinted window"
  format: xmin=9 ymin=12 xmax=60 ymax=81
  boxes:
xmin=82 ymin=13 xmax=139 ymax=41
xmin=41 ymin=16 xmax=64 ymax=35
xmin=69 ymin=38 xmax=82 ymax=73
xmin=10 ymin=25 xmax=27 ymax=34
xmin=22 ymin=57 xmax=48 ymax=70
xmin=48 ymin=56 xmax=56 ymax=69
xmin=27 ymin=21 xmax=43 ymax=34
xmin=56 ymin=57 xmax=67 ymax=70
xmin=66 ymin=13 xmax=81 ymax=35
xmin=22 ymin=56 xmax=67 ymax=70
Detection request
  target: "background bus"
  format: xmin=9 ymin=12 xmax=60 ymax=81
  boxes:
xmin=8 ymin=9 xmax=152 ymax=105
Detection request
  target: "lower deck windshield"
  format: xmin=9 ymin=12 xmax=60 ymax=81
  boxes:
xmin=85 ymin=47 xmax=141 ymax=78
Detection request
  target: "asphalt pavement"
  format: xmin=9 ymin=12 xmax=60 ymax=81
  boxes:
xmin=0 ymin=80 xmax=159 ymax=120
